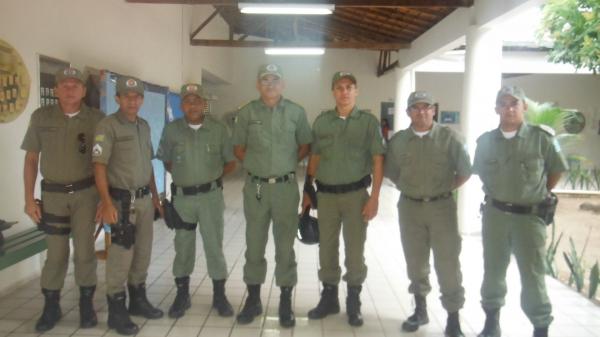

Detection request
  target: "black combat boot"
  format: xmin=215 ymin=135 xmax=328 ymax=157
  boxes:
xmin=107 ymin=292 xmax=139 ymax=335
xmin=212 ymin=279 xmax=234 ymax=317
xmin=445 ymin=311 xmax=465 ymax=337
xmin=236 ymin=284 xmax=262 ymax=324
xmin=79 ymin=286 xmax=97 ymax=328
xmin=477 ymin=308 xmax=501 ymax=337
xmin=533 ymin=327 xmax=548 ymax=337
xmin=402 ymin=295 xmax=429 ymax=332
xmin=128 ymin=283 xmax=164 ymax=319
xmin=346 ymin=285 xmax=363 ymax=327
xmin=308 ymin=283 xmax=340 ymax=319
xmin=35 ymin=289 xmax=62 ymax=332
xmin=279 ymin=287 xmax=295 ymax=328
xmin=168 ymin=276 xmax=191 ymax=318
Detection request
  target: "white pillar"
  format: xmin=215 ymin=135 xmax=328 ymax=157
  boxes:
xmin=457 ymin=25 xmax=503 ymax=234
xmin=393 ymin=67 xmax=415 ymax=132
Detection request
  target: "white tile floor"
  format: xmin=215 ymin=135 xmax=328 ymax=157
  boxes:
xmin=0 ymin=170 xmax=599 ymax=337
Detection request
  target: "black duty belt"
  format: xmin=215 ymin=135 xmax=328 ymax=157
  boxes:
xmin=316 ymin=175 xmax=372 ymax=194
xmin=109 ymin=185 xmax=151 ymax=201
xmin=402 ymin=191 xmax=452 ymax=203
xmin=248 ymin=172 xmax=295 ymax=184
xmin=485 ymin=196 xmax=535 ymax=215
xmin=172 ymin=178 xmax=223 ymax=196
xmin=41 ymin=176 xmax=95 ymax=194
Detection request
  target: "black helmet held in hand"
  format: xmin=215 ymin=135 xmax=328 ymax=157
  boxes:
xmin=297 ymin=207 xmax=319 ymax=245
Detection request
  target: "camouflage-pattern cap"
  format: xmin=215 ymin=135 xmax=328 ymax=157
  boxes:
xmin=55 ymin=67 xmax=85 ymax=84
xmin=496 ymin=85 xmax=526 ymax=103
xmin=257 ymin=64 xmax=283 ymax=79
xmin=407 ymin=91 xmax=435 ymax=107
xmin=331 ymin=71 xmax=357 ymax=89
xmin=180 ymin=83 xmax=210 ymax=100
xmin=116 ymin=76 xmax=145 ymax=96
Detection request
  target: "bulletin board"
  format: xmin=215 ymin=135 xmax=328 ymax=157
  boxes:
xmin=99 ymin=71 xmax=168 ymax=194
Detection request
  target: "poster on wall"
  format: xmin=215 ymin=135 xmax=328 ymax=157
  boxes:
xmin=0 ymin=39 xmax=30 ymax=123
xmin=440 ymin=111 xmax=459 ymax=124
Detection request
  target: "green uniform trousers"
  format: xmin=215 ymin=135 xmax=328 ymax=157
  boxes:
xmin=242 ymin=175 xmax=299 ymax=287
xmin=398 ymin=196 xmax=465 ymax=312
xmin=172 ymin=189 xmax=228 ymax=280
xmin=317 ymin=189 xmax=369 ymax=286
xmin=481 ymin=203 xmax=553 ymax=328
xmin=40 ymin=187 xmax=98 ymax=290
xmin=106 ymin=195 xmax=154 ymax=295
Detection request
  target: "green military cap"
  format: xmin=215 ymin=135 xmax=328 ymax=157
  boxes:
xmin=496 ymin=85 xmax=526 ymax=103
xmin=180 ymin=83 xmax=210 ymax=100
xmin=116 ymin=76 xmax=145 ymax=96
xmin=407 ymin=90 xmax=435 ymax=107
xmin=55 ymin=67 xmax=85 ymax=84
xmin=257 ymin=64 xmax=283 ymax=79
xmin=331 ymin=71 xmax=357 ymax=89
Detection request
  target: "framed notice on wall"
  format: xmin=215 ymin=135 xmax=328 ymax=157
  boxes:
xmin=440 ymin=111 xmax=459 ymax=124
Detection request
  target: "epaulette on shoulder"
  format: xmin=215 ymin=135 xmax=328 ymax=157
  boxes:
xmin=237 ymin=100 xmax=253 ymax=111
xmin=533 ymin=124 xmax=556 ymax=136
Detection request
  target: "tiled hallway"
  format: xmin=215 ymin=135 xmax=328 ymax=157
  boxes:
xmin=0 ymin=171 xmax=598 ymax=337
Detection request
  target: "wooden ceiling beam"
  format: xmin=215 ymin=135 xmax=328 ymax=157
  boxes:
xmin=126 ymin=0 xmax=473 ymax=7
xmin=190 ymin=8 xmax=221 ymax=39
xmin=190 ymin=38 xmax=409 ymax=50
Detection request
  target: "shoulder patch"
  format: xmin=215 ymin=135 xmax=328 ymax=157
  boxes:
xmin=534 ymin=124 xmax=556 ymax=136
xmin=95 ymin=134 xmax=105 ymax=142
xmin=92 ymin=144 xmax=102 ymax=157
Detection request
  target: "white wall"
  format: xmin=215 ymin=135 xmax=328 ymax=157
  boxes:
xmin=208 ymin=48 xmax=397 ymax=124
xmin=416 ymin=72 xmax=600 ymax=165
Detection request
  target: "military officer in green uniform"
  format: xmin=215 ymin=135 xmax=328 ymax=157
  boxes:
xmin=232 ymin=64 xmax=312 ymax=327
xmin=303 ymin=72 xmax=385 ymax=327
xmin=93 ymin=76 xmax=164 ymax=335
xmin=473 ymin=86 xmax=567 ymax=337
xmin=384 ymin=91 xmax=471 ymax=337
xmin=157 ymin=83 xmax=236 ymax=318
xmin=21 ymin=67 xmax=104 ymax=332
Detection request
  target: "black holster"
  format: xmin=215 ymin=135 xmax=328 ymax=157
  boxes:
xmin=108 ymin=191 xmax=136 ymax=249
xmin=535 ymin=193 xmax=559 ymax=226
xmin=163 ymin=199 xmax=196 ymax=230
xmin=35 ymin=199 xmax=71 ymax=235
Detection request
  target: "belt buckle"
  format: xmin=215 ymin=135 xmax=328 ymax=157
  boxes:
xmin=268 ymin=177 xmax=276 ymax=184
xmin=423 ymin=197 xmax=431 ymax=202
xmin=65 ymin=184 xmax=75 ymax=194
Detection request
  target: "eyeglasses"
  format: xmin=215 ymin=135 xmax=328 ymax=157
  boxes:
xmin=77 ymin=133 xmax=86 ymax=154
xmin=409 ymin=104 xmax=433 ymax=112
xmin=259 ymin=78 xmax=281 ymax=86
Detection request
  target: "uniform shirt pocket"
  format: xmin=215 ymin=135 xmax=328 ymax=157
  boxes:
xmin=248 ymin=120 xmax=264 ymax=150
xmin=520 ymin=157 xmax=544 ymax=183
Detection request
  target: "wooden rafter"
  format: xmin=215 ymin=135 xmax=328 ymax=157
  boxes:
xmin=190 ymin=39 xmax=409 ymax=50
xmin=377 ymin=50 xmax=398 ymax=76
xmin=190 ymin=8 xmax=221 ymax=39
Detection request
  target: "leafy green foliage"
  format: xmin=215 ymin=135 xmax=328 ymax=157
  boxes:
xmin=539 ymin=0 xmax=600 ymax=73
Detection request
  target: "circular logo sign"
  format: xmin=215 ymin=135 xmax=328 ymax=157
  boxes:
xmin=0 ymin=38 xmax=30 ymax=123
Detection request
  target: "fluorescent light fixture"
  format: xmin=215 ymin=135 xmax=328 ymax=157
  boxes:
xmin=265 ymin=47 xmax=325 ymax=55
xmin=239 ymin=3 xmax=334 ymax=15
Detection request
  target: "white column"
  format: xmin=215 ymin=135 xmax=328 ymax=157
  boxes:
xmin=393 ymin=67 xmax=415 ymax=132
xmin=457 ymin=26 xmax=503 ymax=234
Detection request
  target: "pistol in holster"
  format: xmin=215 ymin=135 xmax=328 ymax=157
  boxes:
xmin=535 ymin=192 xmax=559 ymax=226
xmin=35 ymin=199 xmax=71 ymax=235
xmin=108 ymin=190 xmax=136 ymax=249
xmin=162 ymin=198 xmax=196 ymax=231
